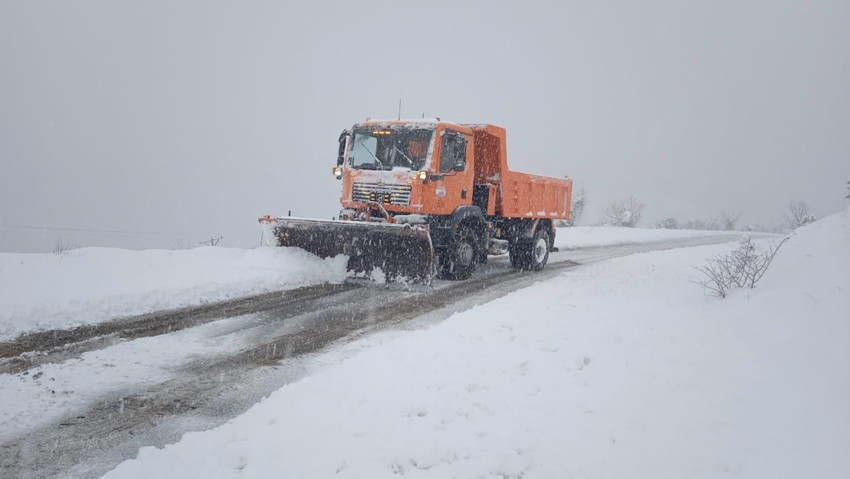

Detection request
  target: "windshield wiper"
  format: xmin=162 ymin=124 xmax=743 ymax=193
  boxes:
xmin=393 ymin=144 xmax=416 ymax=168
xmin=358 ymin=144 xmax=385 ymax=168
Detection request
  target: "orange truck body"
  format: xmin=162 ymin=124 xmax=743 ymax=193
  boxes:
xmin=339 ymin=120 xmax=572 ymax=221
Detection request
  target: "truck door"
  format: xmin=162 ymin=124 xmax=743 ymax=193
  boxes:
xmin=433 ymin=128 xmax=474 ymax=214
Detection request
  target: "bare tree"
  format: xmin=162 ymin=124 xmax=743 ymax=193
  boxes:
xmin=605 ymin=196 xmax=644 ymax=227
xmin=845 ymin=179 xmax=850 ymax=199
xmin=719 ymin=210 xmax=742 ymax=231
xmin=784 ymin=200 xmax=815 ymax=229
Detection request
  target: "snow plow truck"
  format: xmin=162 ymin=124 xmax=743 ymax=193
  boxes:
xmin=259 ymin=119 xmax=572 ymax=283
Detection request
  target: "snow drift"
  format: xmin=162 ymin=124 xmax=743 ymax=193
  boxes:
xmin=101 ymin=209 xmax=850 ymax=478
xmin=0 ymin=247 xmax=348 ymax=341
xmin=0 ymin=225 xmax=727 ymax=341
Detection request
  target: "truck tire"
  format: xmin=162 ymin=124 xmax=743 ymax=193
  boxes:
xmin=509 ymin=228 xmax=550 ymax=271
xmin=528 ymin=228 xmax=550 ymax=271
xmin=508 ymin=244 xmax=524 ymax=269
xmin=438 ymin=226 xmax=478 ymax=280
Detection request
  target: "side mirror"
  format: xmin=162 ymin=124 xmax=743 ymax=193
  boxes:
xmin=337 ymin=130 xmax=349 ymax=166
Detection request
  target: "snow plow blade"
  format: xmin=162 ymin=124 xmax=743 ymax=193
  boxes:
xmin=259 ymin=216 xmax=435 ymax=283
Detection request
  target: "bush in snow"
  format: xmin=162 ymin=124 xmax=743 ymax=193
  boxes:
xmin=53 ymin=238 xmax=79 ymax=257
xmin=604 ymin=196 xmax=644 ymax=227
xmin=784 ymin=200 xmax=816 ymax=230
xmin=199 ymin=235 xmax=223 ymax=246
xmin=694 ymin=235 xmax=788 ymax=298
xmin=683 ymin=219 xmax=706 ymax=230
xmin=655 ymin=217 xmax=680 ymax=229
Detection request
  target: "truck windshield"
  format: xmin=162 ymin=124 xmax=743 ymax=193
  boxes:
xmin=349 ymin=127 xmax=434 ymax=171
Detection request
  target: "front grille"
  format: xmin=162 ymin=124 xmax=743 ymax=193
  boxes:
xmin=352 ymin=182 xmax=412 ymax=206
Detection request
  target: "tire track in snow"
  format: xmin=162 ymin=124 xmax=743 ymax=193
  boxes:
xmin=1 ymin=234 xmax=752 ymax=478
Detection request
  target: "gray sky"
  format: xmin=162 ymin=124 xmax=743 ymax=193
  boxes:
xmin=2 ymin=0 xmax=848 ymax=252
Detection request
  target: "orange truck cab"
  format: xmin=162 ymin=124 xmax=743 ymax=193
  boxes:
xmin=334 ymin=119 xmax=573 ymax=279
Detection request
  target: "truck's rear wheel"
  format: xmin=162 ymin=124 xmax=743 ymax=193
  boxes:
xmin=438 ymin=226 xmax=478 ymax=280
xmin=529 ymin=229 xmax=550 ymax=271
xmin=509 ymin=228 xmax=550 ymax=271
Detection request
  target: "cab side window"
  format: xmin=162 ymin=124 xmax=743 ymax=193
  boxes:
xmin=439 ymin=133 xmax=467 ymax=173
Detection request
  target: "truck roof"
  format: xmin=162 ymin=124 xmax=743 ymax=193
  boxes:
xmin=359 ymin=118 xmax=495 ymax=131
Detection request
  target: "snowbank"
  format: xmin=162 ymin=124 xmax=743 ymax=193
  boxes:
xmin=555 ymin=225 xmax=734 ymax=249
xmin=103 ymin=209 xmax=850 ymax=478
xmin=0 ymin=226 xmax=740 ymax=342
xmin=0 ymin=247 xmax=348 ymax=340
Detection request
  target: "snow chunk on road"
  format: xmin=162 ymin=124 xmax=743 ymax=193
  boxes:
xmin=0 ymin=247 xmax=348 ymax=340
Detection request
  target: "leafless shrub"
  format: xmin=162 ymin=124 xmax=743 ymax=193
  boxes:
xmin=693 ymin=236 xmax=788 ymax=298
xmin=604 ymin=196 xmax=644 ymax=227
xmin=683 ymin=218 xmax=728 ymax=231
xmin=704 ymin=219 xmax=721 ymax=231
xmin=53 ymin=238 xmax=80 ymax=257
xmin=784 ymin=200 xmax=815 ymax=230
xmin=199 ymin=235 xmax=223 ymax=247
xmin=683 ymin=219 xmax=706 ymax=230
xmin=693 ymin=255 xmax=734 ymax=298
xmin=655 ymin=217 xmax=679 ymax=229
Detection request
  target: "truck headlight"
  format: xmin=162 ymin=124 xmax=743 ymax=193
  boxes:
xmin=332 ymin=166 xmax=343 ymax=179
xmin=417 ymin=170 xmax=428 ymax=181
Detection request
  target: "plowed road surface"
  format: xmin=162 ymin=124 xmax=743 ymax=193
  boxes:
xmin=0 ymin=235 xmax=744 ymax=478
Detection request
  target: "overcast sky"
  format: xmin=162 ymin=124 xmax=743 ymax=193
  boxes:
xmin=1 ymin=0 xmax=848 ymax=252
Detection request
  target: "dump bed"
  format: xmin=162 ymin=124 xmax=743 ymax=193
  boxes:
xmin=466 ymin=124 xmax=572 ymax=220
xmin=500 ymin=170 xmax=572 ymax=219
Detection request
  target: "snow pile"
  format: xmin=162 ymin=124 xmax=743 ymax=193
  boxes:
xmin=103 ymin=209 xmax=850 ymax=478
xmin=0 ymin=247 xmax=348 ymax=340
xmin=555 ymin=224 xmax=733 ymax=249
xmin=0 ymin=226 xmax=740 ymax=342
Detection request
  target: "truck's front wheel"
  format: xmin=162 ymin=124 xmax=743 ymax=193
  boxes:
xmin=438 ymin=226 xmax=478 ymax=280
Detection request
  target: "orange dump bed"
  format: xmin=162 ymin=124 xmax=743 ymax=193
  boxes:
xmin=465 ymin=124 xmax=572 ymax=220
xmin=500 ymin=171 xmax=572 ymax=219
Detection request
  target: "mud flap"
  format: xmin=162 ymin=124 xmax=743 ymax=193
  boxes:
xmin=264 ymin=217 xmax=435 ymax=283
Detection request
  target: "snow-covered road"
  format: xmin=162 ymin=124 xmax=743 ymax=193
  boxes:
xmin=0 ymin=226 xmax=738 ymax=342
xmin=3 ymin=221 xmax=847 ymax=479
